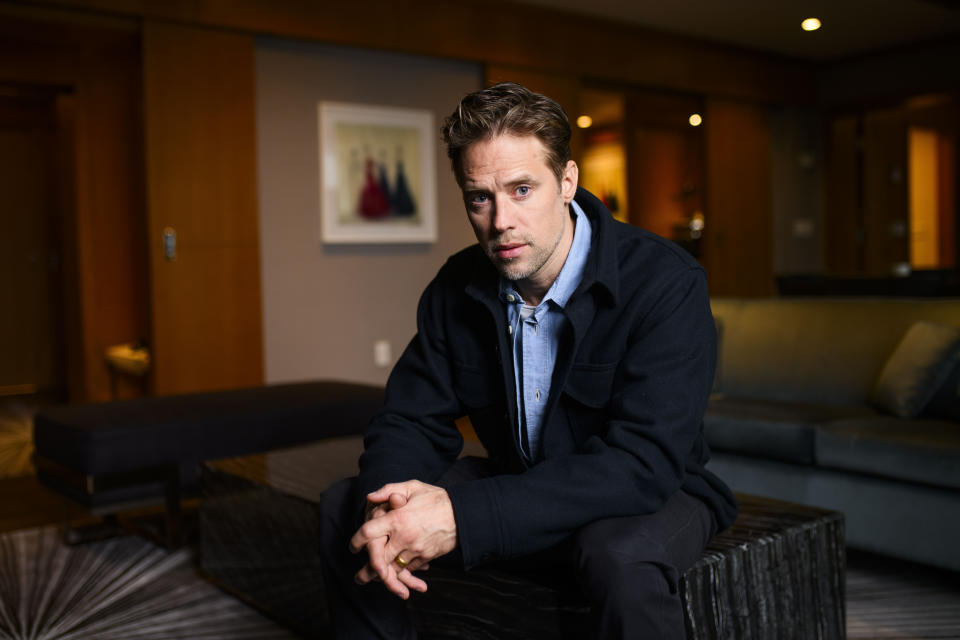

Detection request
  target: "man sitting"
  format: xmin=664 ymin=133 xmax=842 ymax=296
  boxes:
xmin=319 ymin=82 xmax=737 ymax=639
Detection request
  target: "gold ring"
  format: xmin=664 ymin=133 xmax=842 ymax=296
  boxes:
xmin=394 ymin=554 xmax=409 ymax=569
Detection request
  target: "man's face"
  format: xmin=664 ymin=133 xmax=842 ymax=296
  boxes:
xmin=459 ymin=134 xmax=578 ymax=295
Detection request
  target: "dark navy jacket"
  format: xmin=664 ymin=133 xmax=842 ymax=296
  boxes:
xmin=358 ymin=187 xmax=737 ymax=569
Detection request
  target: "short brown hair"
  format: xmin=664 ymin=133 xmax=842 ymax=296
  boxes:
xmin=441 ymin=82 xmax=571 ymax=185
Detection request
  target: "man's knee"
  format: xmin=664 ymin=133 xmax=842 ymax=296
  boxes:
xmin=573 ymin=519 xmax=680 ymax=597
xmin=573 ymin=518 xmax=688 ymax=639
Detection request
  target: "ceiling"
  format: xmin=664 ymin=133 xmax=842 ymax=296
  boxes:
xmin=516 ymin=0 xmax=960 ymax=61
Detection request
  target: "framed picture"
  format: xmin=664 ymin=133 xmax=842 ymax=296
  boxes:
xmin=319 ymin=102 xmax=437 ymax=244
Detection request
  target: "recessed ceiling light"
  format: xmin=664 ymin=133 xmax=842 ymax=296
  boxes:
xmin=801 ymin=17 xmax=821 ymax=32
xmin=576 ymin=115 xmax=593 ymax=129
xmin=689 ymin=113 xmax=703 ymax=127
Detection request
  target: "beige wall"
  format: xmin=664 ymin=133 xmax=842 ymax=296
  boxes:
xmin=256 ymin=39 xmax=481 ymax=386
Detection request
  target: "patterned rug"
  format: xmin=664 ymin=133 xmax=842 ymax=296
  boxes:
xmin=0 ymin=527 xmax=298 ymax=640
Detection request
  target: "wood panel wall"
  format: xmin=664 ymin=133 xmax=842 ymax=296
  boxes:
xmin=826 ymin=115 xmax=862 ymax=274
xmin=142 ymin=21 xmax=263 ymax=395
xmin=862 ymin=108 xmax=910 ymax=275
xmin=827 ymin=99 xmax=959 ymax=277
xmin=1 ymin=0 xmax=818 ymax=404
xmin=625 ymin=90 xmax=704 ymax=240
xmin=485 ymin=66 xmax=585 ymax=159
xmin=17 ymin=0 xmax=814 ymax=105
xmin=703 ymin=98 xmax=774 ymax=296
xmin=0 ymin=9 xmax=147 ymax=402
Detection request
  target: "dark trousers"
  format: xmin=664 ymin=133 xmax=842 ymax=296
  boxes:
xmin=318 ymin=458 xmax=716 ymax=640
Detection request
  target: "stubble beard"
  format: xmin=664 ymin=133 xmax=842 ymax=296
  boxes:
xmin=487 ymin=215 xmax=567 ymax=283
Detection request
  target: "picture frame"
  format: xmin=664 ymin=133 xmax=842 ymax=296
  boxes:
xmin=318 ymin=102 xmax=437 ymax=244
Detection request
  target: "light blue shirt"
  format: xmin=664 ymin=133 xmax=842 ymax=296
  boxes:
xmin=499 ymin=200 xmax=592 ymax=462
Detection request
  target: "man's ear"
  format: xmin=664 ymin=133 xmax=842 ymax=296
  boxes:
xmin=561 ymin=160 xmax=578 ymax=203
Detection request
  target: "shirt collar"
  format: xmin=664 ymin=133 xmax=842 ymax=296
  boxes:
xmin=498 ymin=200 xmax=593 ymax=310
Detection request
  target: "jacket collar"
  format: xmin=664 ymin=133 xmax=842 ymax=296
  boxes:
xmin=465 ymin=186 xmax=620 ymax=308
xmin=570 ymin=186 xmax=619 ymax=307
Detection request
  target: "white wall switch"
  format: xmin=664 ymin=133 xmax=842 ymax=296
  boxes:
xmin=374 ymin=340 xmax=392 ymax=368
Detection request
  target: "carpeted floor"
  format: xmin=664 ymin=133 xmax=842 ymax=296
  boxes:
xmin=0 ymin=526 xmax=297 ymax=640
xmin=1 ymin=526 xmax=959 ymax=639
xmin=847 ymin=550 xmax=960 ymax=640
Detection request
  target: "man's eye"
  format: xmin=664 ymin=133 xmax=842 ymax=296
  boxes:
xmin=516 ymin=186 xmax=531 ymax=197
xmin=471 ymin=193 xmax=489 ymax=205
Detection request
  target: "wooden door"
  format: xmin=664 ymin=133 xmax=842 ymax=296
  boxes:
xmin=142 ymin=21 xmax=263 ymax=394
xmin=0 ymin=92 xmax=65 ymax=400
xmin=703 ymin=98 xmax=774 ymax=296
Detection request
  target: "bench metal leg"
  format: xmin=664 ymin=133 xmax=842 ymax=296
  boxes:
xmin=163 ymin=465 xmax=182 ymax=549
xmin=58 ymin=499 xmax=123 ymax=545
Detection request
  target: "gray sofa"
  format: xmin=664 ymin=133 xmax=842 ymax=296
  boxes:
xmin=705 ymin=297 xmax=960 ymax=571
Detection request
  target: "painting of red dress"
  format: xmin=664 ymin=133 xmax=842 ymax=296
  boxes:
xmin=319 ymin=102 xmax=437 ymax=243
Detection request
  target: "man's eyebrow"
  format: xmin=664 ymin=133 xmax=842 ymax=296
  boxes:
xmin=462 ymin=175 xmax=541 ymax=191
xmin=505 ymin=174 xmax=540 ymax=187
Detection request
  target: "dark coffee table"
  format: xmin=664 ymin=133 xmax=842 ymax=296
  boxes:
xmin=200 ymin=440 xmax=845 ymax=639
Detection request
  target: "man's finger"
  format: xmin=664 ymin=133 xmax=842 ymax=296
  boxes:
xmin=349 ymin=517 xmax=390 ymax=553
xmin=379 ymin=560 xmax=410 ymax=599
xmin=366 ymin=502 xmax=390 ymax=521
xmin=387 ymin=492 xmax=407 ymax=510
xmin=354 ymin=563 xmax=377 ymax=585
xmin=366 ymin=483 xmax=404 ymax=503
xmin=365 ymin=536 xmax=393 ymax=583
xmin=397 ymin=567 xmax=428 ymax=593
xmin=364 ymin=534 xmax=413 ymax=599
xmin=367 ymin=480 xmax=420 ymax=504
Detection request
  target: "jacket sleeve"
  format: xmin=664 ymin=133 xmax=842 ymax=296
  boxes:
xmin=447 ymin=265 xmax=717 ymax=568
xmin=355 ymin=274 xmax=465 ymax=506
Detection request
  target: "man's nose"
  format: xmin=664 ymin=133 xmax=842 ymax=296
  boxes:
xmin=490 ymin=196 xmax=518 ymax=232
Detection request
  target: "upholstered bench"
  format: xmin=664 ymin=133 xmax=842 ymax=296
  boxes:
xmin=33 ymin=381 xmax=383 ymax=546
xmin=200 ymin=441 xmax=846 ymax=639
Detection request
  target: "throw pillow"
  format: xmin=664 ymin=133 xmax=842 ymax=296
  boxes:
xmin=871 ymin=321 xmax=960 ymax=418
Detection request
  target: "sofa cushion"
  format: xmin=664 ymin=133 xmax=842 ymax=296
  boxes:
xmin=871 ymin=321 xmax=960 ymax=418
xmin=705 ymin=396 xmax=878 ymax=464
xmin=924 ymin=359 xmax=960 ymax=421
xmin=816 ymin=416 xmax=960 ymax=491
xmin=710 ymin=298 xmax=960 ymax=406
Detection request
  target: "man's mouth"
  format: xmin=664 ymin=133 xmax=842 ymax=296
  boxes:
xmin=493 ymin=243 xmax=525 ymax=259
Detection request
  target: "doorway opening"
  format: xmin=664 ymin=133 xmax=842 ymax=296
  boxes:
xmin=0 ymin=83 xmax=77 ymax=477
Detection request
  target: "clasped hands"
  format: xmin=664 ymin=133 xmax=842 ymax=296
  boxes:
xmin=349 ymin=479 xmax=457 ymax=600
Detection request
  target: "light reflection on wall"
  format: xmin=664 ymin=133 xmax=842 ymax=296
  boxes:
xmin=580 ymin=140 xmax=628 ymax=223
xmin=909 ymin=126 xmax=940 ymax=270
